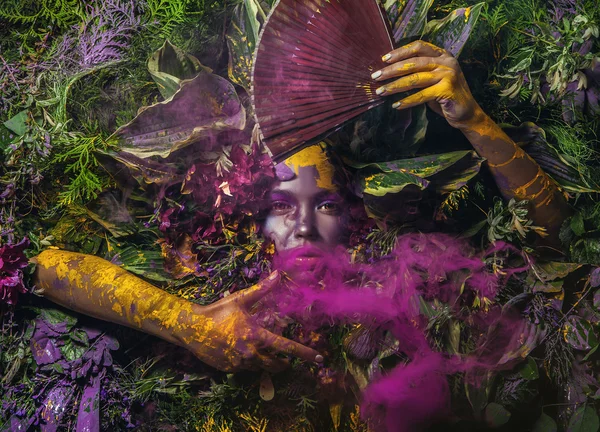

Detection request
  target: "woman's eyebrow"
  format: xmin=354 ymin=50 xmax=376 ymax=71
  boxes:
xmin=269 ymin=190 xmax=293 ymax=199
xmin=315 ymin=191 xmax=343 ymax=201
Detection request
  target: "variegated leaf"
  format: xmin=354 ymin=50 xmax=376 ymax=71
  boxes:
xmin=564 ymin=316 xmax=599 ymax=351
xmin=423 ymin=3 xmax=484 ymax=57
xmin=148 ymin=40 xmax=211 ymax=100
xmin=111 ymin=72 xmax=246 ymax=159
xmin=388 ymin=0 xmax=434 ymax=44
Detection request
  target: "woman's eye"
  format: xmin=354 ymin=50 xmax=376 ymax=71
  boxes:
xmin=317 ymin=201 xmax=341 ymax=214
xmin=270 ymin=201 xmax=292 ymax=212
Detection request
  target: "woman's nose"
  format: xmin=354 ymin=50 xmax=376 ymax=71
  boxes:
xmin=294 ymin=206 xmax=318 ymax=239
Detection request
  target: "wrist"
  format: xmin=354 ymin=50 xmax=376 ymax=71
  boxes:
xmin=455 ymin=105 xmax=488 ymax=133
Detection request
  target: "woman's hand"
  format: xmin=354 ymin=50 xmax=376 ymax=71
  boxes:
xmin=179 ymin=271 xmax=323 ymax=373
xmin=372 ymin=40 xmax=483 ymax=130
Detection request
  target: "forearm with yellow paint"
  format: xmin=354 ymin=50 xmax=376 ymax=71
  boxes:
xmin=32 ymin=249 xmax=202 ymax=348
xmin=458 ymin=109 xmax=571 ymax=241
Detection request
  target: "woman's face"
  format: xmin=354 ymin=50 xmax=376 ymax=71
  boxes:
xmin=263 ymin=146 xmax=346 ymax=261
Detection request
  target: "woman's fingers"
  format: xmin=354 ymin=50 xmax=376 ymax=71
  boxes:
xmin=371 ymin=57 xmax=439 ymax=81
xmin=391 ymin=82 xmax=450 ymax=110
xmin=255 ymin=352 xmax=290 ymax=373
xmin=381 ymin=40 xmax=446 ymax=63
xmin=231 ymin=270 xmax=280 ymax=308
xmin=376 ymin=71 xmax=446 ymax=96
xmin=257 ymin=328 xmax=323 ymax=363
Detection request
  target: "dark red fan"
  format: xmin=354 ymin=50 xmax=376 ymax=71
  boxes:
xmin=251 ymin=0 xmax=394 ymax=162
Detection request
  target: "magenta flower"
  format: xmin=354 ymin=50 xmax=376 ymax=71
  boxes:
xmin=0 ymin=237 xmax=30 ymax=305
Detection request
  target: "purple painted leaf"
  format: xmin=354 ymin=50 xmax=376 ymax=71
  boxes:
xmin=585 ymin=86 xmax=600 ymax=117
xmin=423 ymin=3 xmax=484 ymax=57
xmin=7 ymin=415 xmax=34 ymax=432
xmin=594 ymin=289 xmax=600 ymax=311
xmin=31 ymin=335 xmax=62 ymax=365
xmin=39 ymin=309 xmax=77 ymax=334
xmin=111 ymin=72 xmax=246 ymax=159
xmin=590 ymin=268 xmax=600 ymax=289
xmin=562 ymin=82 xmax=586 ymax=123
xmin=40 ymin=385 xmax=73 ymax=432
xmin=387 ymin=0 xmax=434 ymax=44
xmin=563 ymin=316 xmax=599 ymax=351
xmin=76 ymin=378 xmax=100 ymax=432
xmin=148 ymin=40 xmax=211 ymax=100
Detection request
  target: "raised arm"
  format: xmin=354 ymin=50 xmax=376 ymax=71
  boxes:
xmin=32 ymin=249 xmax=321 ymax=372
xmin=372 ymin=41 xmax=571 ymax=243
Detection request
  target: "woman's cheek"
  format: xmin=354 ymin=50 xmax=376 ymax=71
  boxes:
xmin=262 ymin=215 xmax=293 ymax=251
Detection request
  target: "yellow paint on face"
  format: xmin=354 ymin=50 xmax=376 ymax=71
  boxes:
xmin=283 ymin=143 xmax=336 ymax=191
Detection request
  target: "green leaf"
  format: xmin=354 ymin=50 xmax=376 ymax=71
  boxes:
xmin=423 ymin=3 xmax=484 ymax=57
xmin=465 ymin=372 xmax=493 ymax=415
xmin=349 ymin=149 xmax=475 ymax=172
xmin=564 ymin=316 xmax=599 ymax=351
xmin=226 ymin=0 xmax=267 ymax=90
xmin=116 ymin=247 xmax=171 ymax=283
xmin=567 ymin=405 xmax=599 ymax=432
xmin=148 ymin=40 xmax=211 ymax=100
xmin=518 ymin=357 xmax=539 ymax=380
xmin=3 ymin=110 xmax=29 ymax=136
xmin=533 ymin=413 xmax=557 ymax=432
xmin=41 ymin=308 xmax=77 ymax=331
xmin=532 ymin=261 xmax=583 ymax=282
xmin=571 ymin=213 xmax=586 ymax=236
xmin=360 ymin=170 xmax=430 ymax=197
xmin=60 ymin=339 xmax=86 ymax=362
xmin=484 ymin=402 xmax=511 ymax=428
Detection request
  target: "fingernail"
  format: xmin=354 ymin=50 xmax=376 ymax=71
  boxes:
xmin=371 ymin=70 xmax=382 ymax=80
xmin=268 ymin=271 xmax=279 ymax=281
xmin=392 ymin=101 xmax=401 ymax=109
xmin=382 ymin=53 xmax=392 ymax=62
xmin=376 ymin=86 xmax=386 ymax=96
xmin=315 ymin=355 xmax=324 ymax=363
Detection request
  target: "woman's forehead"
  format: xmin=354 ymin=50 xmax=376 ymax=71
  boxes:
xmin=276 ymin=143 xmax=336 ymax=191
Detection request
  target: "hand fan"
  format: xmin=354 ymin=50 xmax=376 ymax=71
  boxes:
xmin=251 ymin=0 xmax=394 ymax=162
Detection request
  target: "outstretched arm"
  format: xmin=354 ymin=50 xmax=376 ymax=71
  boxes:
xmin=372 ymin=41 xmax=571 ymax=244
xmin=33 ymin=249 xmax=321 ymax=372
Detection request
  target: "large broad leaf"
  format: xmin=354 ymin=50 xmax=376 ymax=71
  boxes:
xmin=423 ymin=3 xmax=484 ymax=57
xmin=226 ymin=0 xmax=268 ymax=90
xmin=3 ymin=110 xmax=29 ymax=136
xmin=484 ymin=403 xmax=511 ymax=428
xmin=357 ymin=151 xmax=483 ymax=221
xmin=533 ymin=413 xmax=557 ymax=432
xmin=567 ymin=405 xmax=599 ymax=432
xmin=386 ymin=0 xmax=434 ymax=44
xmin=148 ymin=40 xmax=211 ymax=100
xmin=111 ymin=72 xmax=246 ymax=159
xmin=107 ymin=151 xmax=181 ymax=186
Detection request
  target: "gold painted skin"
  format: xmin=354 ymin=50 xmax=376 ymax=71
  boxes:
xmin=283 ymin=143 xmax=336 ymax=191
xmin=371 ymin=40 xmax=570 ymax=246
xmin=33 ymin=250 xmax=321 ymax=372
